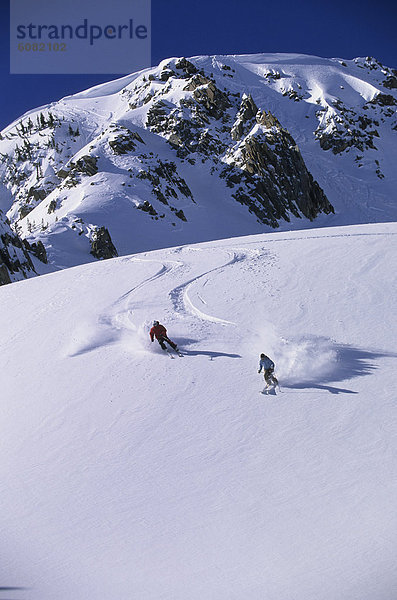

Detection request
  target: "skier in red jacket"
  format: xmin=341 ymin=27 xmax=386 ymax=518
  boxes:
xmin=150 ymin=320 xmax=178 ymax=351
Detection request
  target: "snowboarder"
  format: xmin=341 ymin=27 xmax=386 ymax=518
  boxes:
xmin=258 ymin=353 xmax=279 ymax=390
xmin=150 ymin=320 xmax=178 ymax=352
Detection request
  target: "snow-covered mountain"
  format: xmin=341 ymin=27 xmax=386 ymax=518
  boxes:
xmin=0 ymin=53 xmax=396 ymax=273
xmin=2 ymin=222 xmax=396 ymax=600
xmin=2 ymin=51 xmax=396 ymax=600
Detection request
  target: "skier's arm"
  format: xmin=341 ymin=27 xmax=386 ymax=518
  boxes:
xmin=150 ymin=329 xmax=154 ymax=341
xmin=258 ymin=360 xmax=262 ymax=373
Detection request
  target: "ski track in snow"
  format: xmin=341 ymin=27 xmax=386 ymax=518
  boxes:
xmin=67 ymin=229 xmax=382 ymax=376
xmin=66 ymin=245 xmax=275 ymax=356
xmin=2 ymin=223 xmax=397 ymax=600
xmin=66 ymin=257 xmax=184 ymax=356
xmin=168 ymin=249 xmax=248 ymax=325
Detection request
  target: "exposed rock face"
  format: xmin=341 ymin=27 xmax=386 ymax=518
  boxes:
xmin=0 ymin=262 xmax=11 ymax=285
xmin=383 ymin=74 xmax=397 ymax=89
xmin=315 ymin=99 xmax=380 ymax=155
xmin=224 ymin=110 xmax=333 ymax=225
xmin=174 ymin=57 xmax=198 ymax=76
xmin=58 ymin=155 xmax=99 ymax=184
xmin=108 ymin=126 xmax=145 ymax=154
xmin=146 ymin=73 xmax=231 ymax=158
xmin=231 ymin=95 xmax=259 ymax=141
xmin=0 ymin=211 xmax=37 ymax=285
xmin=23 ymin=239 xmax=47 ymax=264
xmin=143 ymin=68 xmax=333 ymax=226
xmin=191 ymin=79 xmax=231 ymax=120
xmin=90 ymin=227 xmax=118 ymax=260
xmin=369 ymin=93 xmax=396 ymax=107
xmin=27 ymin=187 xmax=48 ymax=202
xmin=136 ymin=159 xmax=194 ymax=218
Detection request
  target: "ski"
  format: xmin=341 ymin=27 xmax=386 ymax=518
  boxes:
xmin=169 ymin=346 xmax=183 ymax=357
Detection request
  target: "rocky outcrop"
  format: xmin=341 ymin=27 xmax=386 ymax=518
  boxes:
xmin=383 ymin=74 xmax=397 ymax=89
xmin=175 ymin=58 xmax=199 ymax=77
xmin=0 ymin=261 xmax=11 ymax=285
xmin=231 ymin=95 xmax=258 ymax=141
xmin=142 ymin=65 xmax=334 ymax=226
xmin=136 ymin=159 xmax=194 ymax=217
xmin=190 ymin=78 xmax=231 ymax=120
xmin=108 ymin=126 xmax=145 ymax=154
xmin=58 ymin=155 xmax=98 ymax=182
xmin=369 ymin=93 xmax=396 ymax=107
xmin=224 ymin=110 xmax=333 ymax=225
xmin=0 ymin=211 xmax=37 ymax=285
xmin=315 ymin=100 xmax=380 ymax=155
xmin=27 ymin=187 xmax=48 ymax=202
xmin=23 ymin=239 xmax=47 ymax=264
xmin=146 ymin=73 xmax=231 ymax=157
xmin=90 ymin=227 xmax=118 ymax=260
xmin=73 ymin=155 xmax=98 ymax=176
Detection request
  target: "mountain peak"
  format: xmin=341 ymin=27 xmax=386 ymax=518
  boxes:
xmin=0 ymin=53 xmax=396 ymax=277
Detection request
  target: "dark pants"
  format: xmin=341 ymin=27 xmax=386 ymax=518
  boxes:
xmin=264 ymin=368 xmax=278 ymax=386
xmin=157 ymin=335 xmax=177 ymax=350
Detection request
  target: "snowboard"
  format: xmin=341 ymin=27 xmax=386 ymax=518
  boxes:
xmin=261 ymin=384 xmax=277 ymax=395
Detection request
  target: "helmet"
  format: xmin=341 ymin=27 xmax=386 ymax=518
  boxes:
xmin=260 ymin=353 xmax=265 ymax=358
xmin=153 ymin=320 xmax=159 ymax=326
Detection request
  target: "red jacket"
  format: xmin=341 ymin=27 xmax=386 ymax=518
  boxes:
xmin=150 ymin=324 xmax=167 ymax=341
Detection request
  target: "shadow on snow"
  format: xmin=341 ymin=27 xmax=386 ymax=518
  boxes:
xmin=281 ymin=344 xmax=397 ymax=395
xmin=174 ymin=337 xmax=241 ymax=360
xmin=0 ymin=586 xmax=28 ymax=600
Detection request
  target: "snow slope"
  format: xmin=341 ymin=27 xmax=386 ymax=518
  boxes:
xmin=1 ymin=222 xmax=397 ymax=600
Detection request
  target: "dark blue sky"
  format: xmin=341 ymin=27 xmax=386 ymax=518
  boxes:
xmin=1 ymin=0 xmax=396 ymax=130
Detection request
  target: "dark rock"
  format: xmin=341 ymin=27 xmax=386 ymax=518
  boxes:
xmin=0 ymin=261 xmax=11 ymax=285
xmin=231 ymin=95 xmax=258 ymax=140
xmin=370 ymin=93 xmax=396 ymax=107
xmin=137 ymin=160 xmax=194 ymax=211
xmin=73 ymin=155 xmax=98 ymax=176
xmin=224 ymin=114 xmax=334 ymax=224
xmin=57 ymin=168 xmax=69 ymax=179
xmin=175 ymin=58 xmax=198 ymax=76
xmin=27 ymin=187 xmax=48 ymax=201
xmin=90 ymin=227 xmax=118 ymax=260
xmin=47 ymin=199 xmax=57 ymax=214
xmin=109 ymin=128 xmax=144 ymax=154
xmin=264 ymin=70 xmax=282 ymax=80
xmin=282 ymin=89 xmax=304 ymax=102
xmin=183 ymin=74 xmax=212 ymax=92
xmin=315 ymin=101 xmax=380 ymax=154
xmin=256 ymin=110 xmax=280 ymax=128
xmin=19 ymin=204 xmax=34 ymax=219
xmin=174 ymin=209 xmax=187 ymax=221
xmin=383 ymin=75 xmax=397 ymax=89
xmin=137 ymin=201 xmax=158 ymax=216
xmin=160 ymin=69 xmax=175 ymax=82
xmin=0 ymin=211 xmax=36 ymax=284
xmin=192 ymin=80 xmax=231 ymax=119
xmin=23 ymin=239 xmax=48 ymax=263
